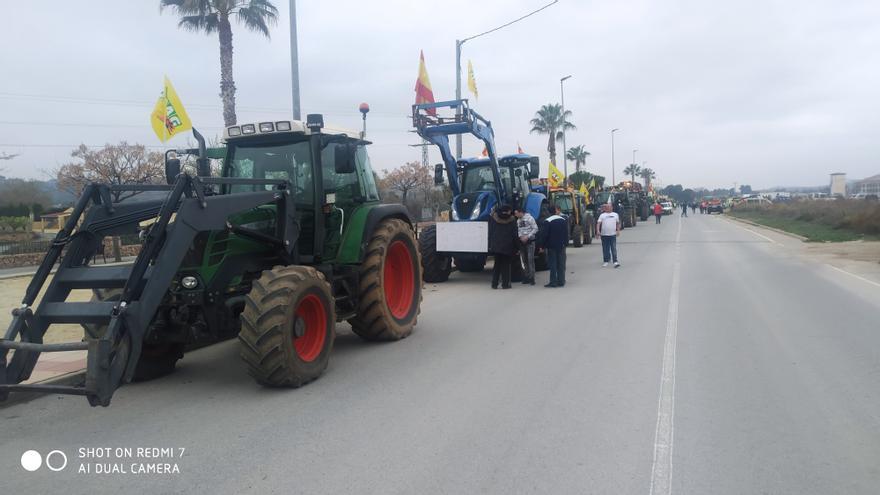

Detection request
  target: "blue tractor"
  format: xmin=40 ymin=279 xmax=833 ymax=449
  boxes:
xmin=413 ymin=100 xmax=547 ymax=282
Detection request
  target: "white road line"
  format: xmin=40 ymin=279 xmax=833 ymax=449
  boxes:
xmin=826 ymin=264 xmax=880 ymax=289
xmin=723 ymin=217 xmax=779 ymax=244
xmin=649 ymin=215 xmax=682 ymax=495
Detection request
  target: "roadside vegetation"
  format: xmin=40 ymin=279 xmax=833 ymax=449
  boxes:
xmin=729 ymin=200 xmax=880 ymax=242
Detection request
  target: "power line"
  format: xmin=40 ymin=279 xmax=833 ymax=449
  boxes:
xmin=0 ymin=92 xmax=404 ymax=117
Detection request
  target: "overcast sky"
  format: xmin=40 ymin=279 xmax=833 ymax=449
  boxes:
xmin=1 ymin=0 xmax=879 ymax=190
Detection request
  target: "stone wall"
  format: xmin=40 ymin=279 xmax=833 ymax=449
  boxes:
xmin=0 ymin=237 xmax=142 ymax=270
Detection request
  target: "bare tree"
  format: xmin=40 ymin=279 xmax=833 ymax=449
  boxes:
xmin=380 ymin=161 xmax=432 ymax=204
xmin=56 ymin=142 xmax=165 ymax=202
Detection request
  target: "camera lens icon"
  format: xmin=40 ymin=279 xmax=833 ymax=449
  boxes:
xmin=21 ymin=450 xmax=42 ymax=472
xmin=20 ymin=450 xmax=67 ymax=472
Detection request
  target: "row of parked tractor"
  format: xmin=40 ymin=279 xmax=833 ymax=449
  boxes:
xmin=413 ymin=99 xmax=653 ymax=284
xmin=1 ymin=98 xmax=652 ymax=407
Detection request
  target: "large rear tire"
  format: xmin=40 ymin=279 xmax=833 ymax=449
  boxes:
xmin=419 ymin=224 xmax=452 ymax=283
xmin=349 ymin=218 xmax=422 ymax=341
xmin=239 ymin=265 xmax=335 ymax=387
xmin=572 ymin=225 xmax=584 ymax=248
xmin=84 ymin=288 xmax=182 ymax=382
xmin=585 ymin=221 xmax=593 ymax=245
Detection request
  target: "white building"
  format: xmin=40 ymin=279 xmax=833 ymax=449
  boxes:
xmin=852 ymin=173 xmax=880 ymax=196
xmin=830 ymin=173 xmax=847 ymax=197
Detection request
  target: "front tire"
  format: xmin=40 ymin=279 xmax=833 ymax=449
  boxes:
xmin=349 ymin=218 xmax=422 ymax=341
xmin=419 ymin=224 xmax=452 ymax=283
xmin=239 ymin=265 xmax=335 ymax=388
xmin=85 ymin=288 xmax=182 ymax=382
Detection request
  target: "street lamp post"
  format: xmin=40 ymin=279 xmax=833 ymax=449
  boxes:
xmin=560 ymin=75 xmax=571 ymax=179
xmin=632 ymin=149 xmax=638 ymax=182
xmin=454 ymin=0 xmax=558 ymax=159
xmin=611 ymin=128 xmax=619 ymax=186
xmin=289 ymin=0 xmax=301 ymax=120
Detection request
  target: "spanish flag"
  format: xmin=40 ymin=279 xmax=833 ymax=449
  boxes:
xmin=415 ymin=50 xmax=436 ymax=115
xmin=150 ymin=76 xmax=192 ymax=143
xmin=548 ymin=161 xmax=565 ymax=187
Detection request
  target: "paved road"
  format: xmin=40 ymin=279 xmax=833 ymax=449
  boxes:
xmin=2 ymin=213 xmax=879 ymax=494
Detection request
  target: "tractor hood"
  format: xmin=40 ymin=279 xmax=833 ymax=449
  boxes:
xmin=452 ymin=191 xmax=495 ymax=221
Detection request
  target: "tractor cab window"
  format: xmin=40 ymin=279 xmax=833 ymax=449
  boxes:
xmin=227 ymin=141 xmax=313 ymax=206
xmin=320 ymin=140 xmax=362 ymax=205
xmin=462 ymin=165 xmax=512 ymax=194
xmin=355 ymin=146 xmax=380 ymax=201
xmin=553 ymin=194 xmax=574 ymax=214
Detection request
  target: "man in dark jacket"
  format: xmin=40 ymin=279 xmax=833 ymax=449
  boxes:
xmin=539 ymin=203 xmax=569 ymax=288
xmin=488 ymin=204 xmax=518 ymax=289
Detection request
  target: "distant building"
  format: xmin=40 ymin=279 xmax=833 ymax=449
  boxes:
xmin=830 ymin=173 xmax=847 ymax=197
xmin=852 ymin=173 xmax=880 ymax=196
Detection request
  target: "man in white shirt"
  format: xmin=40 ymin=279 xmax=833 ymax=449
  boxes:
xmin=597 ymin=203 xmax=621 ymax=268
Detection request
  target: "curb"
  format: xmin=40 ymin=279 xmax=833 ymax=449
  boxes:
xmin=724 ymin=215 xmax=809 ymax=242
xmin=1 ymin=370 xmax=86 ymax=409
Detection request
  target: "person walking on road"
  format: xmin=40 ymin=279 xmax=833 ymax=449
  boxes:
xmin=488 ymin=204 xmax=518 ymax=289
xmin=653 ymin=202 xmax=663 ymax=224
xmin=514 ymin=206 xmax=538 ymax=285
xmin=597 ymin=203 xmax=621 ymax=268
xmin=681 ymin=202 xmax=688 ymax=217
xmin=539 ymin=204 xmax=568 ymax=287
xmin=690 ymin=202 xmax=696 ymax=214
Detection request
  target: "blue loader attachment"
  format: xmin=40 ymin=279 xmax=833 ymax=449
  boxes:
xmin=412 ymin=100 xmax=547 ymax=282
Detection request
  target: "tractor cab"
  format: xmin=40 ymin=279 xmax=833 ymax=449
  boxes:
xmin=452 ymin=154 xmax=539 ymax=221
xmin=217 ymin=117 xmax=381 ymax=261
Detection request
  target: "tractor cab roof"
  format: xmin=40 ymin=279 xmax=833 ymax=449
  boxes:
xmin=223 ymin=119 xmax=362 ymax=143
xmin=457 ymin=153 xmax=534 ymax=168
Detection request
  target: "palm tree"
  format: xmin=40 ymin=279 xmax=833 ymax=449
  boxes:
xmin=566 ymin=145 xmax=591 ymax=173
xmin=160 ymin=0 xmax=279 ymax=127
xmin=639 ymin=167 xmax=656 ymax=189
xmin=529 ymin=104 xmax=575 ymax=165
xmin=623 ymin=163 xmax=642 ymax=184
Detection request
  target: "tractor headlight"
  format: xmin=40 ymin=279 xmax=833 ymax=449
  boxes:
xmin=181 ymin=276 xmax=199 ymax=290
xmin=227 ymin=126 xmax=242 ymax=137
xmin=259 ymin=122 xmax=274 ymax=132
xmin=241 ymin=124 xmax=256 ymax=135
xmin=275 ymin=121 xmax=292 ymax=131
xmin=469 ymin=203 xmax=481 ymax=220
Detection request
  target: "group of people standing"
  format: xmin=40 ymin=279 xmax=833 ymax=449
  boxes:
xmin=487 ymin=204 xmax=568 ymax=289
xmin=487 ymin=201 xmax=623 ymax=290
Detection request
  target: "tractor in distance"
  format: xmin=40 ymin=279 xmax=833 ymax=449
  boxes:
xmin=0 ymin=115 xmax=423 ymax=407
xmin=412 ymin=99 xmax=547 ymax=282
xmin=621 ymin=181 xmax=650 ymax=222
xmin=594 ymin=189 xmax=637 ymax=228
xmin=547 ymin=186 xmax=593 ymax=246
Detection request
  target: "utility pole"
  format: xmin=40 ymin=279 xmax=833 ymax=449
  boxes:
xmin=611 ymin=128 xmax=619 ymax=186
xmin=560 ymin=75 xmax=571 ymax=179
xmin=289 ymin=0 xmax=301 ymax=120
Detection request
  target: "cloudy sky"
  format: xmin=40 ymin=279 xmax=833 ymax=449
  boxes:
xmin=1 ymin=0 xmax=879 ymax=190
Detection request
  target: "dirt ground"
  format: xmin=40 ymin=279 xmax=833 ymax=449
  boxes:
xmin=803 ymin=239 xmax=880 ymax=264
xmin=0 ymin=274 xmax=92 ymax=344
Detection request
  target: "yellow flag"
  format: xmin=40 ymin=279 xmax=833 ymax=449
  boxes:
xmin=579 ymin=182 xmax=588 ymax=195
xmin=548 ymin=161 xmax=564 ymax=187
xmin=467 ymin=60 xmax=479 ymax=100
xmin=151 ymin=76 xmax=192 ymax=142
xmin=588 ymin=177 xmax=596 ymax=190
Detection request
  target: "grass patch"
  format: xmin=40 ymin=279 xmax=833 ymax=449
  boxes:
xmin=729 ymin=200 xmax=880 ymax=242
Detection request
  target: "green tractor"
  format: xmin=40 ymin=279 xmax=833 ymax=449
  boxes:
xmin=0 ymin=116 xmax=423 ymax=406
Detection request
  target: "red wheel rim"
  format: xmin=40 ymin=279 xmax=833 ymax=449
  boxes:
xmin=384 ymin=240 xmax=415 ymax=320
xmin=293 ymin=294 xmax=327 ymax=362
